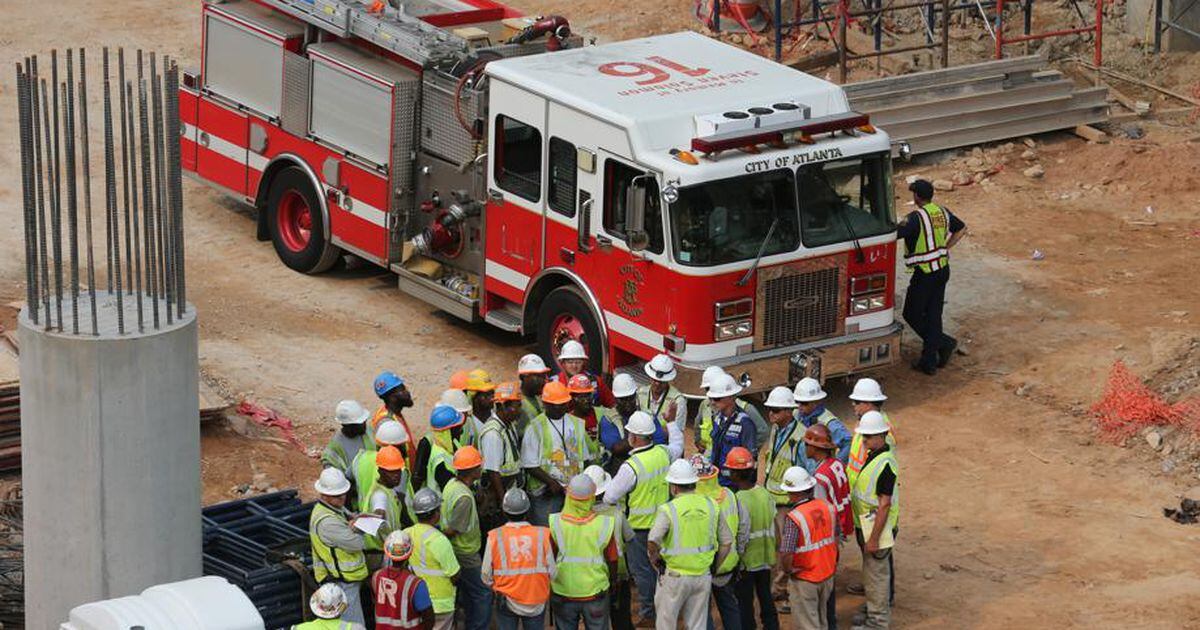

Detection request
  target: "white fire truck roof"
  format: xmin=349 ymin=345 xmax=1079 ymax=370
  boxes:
xmin=485 ymin=31 xmax=851 ymax=154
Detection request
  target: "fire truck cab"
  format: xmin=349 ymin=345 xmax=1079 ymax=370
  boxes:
xmin=182 ymin=0 xmax=902 ymax=393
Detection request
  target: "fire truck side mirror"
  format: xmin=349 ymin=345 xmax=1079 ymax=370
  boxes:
xmin=625 ymin=175 xmax=651 ymax=253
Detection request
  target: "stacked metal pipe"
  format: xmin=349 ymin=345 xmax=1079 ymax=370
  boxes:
xmin=15 ymin=48 xmax=186 ymax=336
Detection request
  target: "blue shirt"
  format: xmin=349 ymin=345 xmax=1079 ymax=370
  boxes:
xmin=598 ymin=412 xmax=628 ymax=454
xmin=412 ymin=579 xmax=432 ymax=613
xmin=797 ymin=405 xmax=852 ymax=468
xmin=710 ymin=408 xmax=757 ymax=488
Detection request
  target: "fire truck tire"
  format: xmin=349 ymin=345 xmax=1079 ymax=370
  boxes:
xmin=266 ymin=167 xmax=341 ymax=274
xmin=536 ymin=286 xmax=606 ymax=375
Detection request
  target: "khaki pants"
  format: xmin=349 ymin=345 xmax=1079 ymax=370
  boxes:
xmin=654 ymin=572 xmax=711 ymax=630
xmin=862 ymin=546 xmax=892 ymax=628
xmin=787 ymin=577 xmax=832 ymax=630
xmin=432 ymin=612 xmax=455 ymax=630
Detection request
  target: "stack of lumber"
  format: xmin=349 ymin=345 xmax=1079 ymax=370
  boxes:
xmin=0 ymin=382 xmax=19 ymax=474
xmin=845 ymin=56 xmax=1109 ymax=156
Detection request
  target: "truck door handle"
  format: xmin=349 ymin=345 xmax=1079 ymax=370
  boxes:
xmin=488 ymin=188 xmax=504 ymax=202
xmin=559 ymin=247 xmax=575 ymax=265
xmin=595 ymin=235 xmax=612 ymax=250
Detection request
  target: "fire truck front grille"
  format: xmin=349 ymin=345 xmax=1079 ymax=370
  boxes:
xmin=755 ymin=260 xmax=846 ymax=350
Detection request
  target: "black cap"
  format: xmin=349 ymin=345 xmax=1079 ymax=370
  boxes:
xmin=908 ymin=179 xmax=934 ymax=200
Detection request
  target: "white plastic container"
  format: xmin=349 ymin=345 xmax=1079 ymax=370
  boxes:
xmin=61 ymin=576 xmax=265 ymax=630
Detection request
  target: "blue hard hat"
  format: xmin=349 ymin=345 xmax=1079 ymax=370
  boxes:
xmin=430 ymin=404 xmax=464 ymax=431
xmin=374 ymin=371 xmax=405 ymax=398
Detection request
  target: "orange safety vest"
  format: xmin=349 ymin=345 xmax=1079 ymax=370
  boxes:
xmin=373 ymin=406 xmax=418 ymax=469
xmin=786 ymin=499 xmax=838 ymax=583
xmin=487 ymin=523 xmax=553 ymax=606
xmin=847 ymin=412 xmax=896 ymax=485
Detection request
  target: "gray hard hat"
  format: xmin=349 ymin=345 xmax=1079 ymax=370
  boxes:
xmin=412 ymin=488 xmax=442 ymax=516
xmin=502 ymin=487 xmax=531 ymax=515
xmin=566 ymin=474 xmax=596 ymax=500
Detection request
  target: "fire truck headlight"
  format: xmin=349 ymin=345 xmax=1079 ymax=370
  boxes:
xmin=715 ymin=319 xmax=753 ymax=341
xmin=662 ymin=183 xmax=679 ymax=204
xmin=869 ymin=295 xmax=886 ymax=310
xmin=852 ymin=295 xmax=887 ymax=314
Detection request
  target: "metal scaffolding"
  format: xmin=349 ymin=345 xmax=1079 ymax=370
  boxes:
xmin=1154 ymin=0 xmax=1200 ymax=51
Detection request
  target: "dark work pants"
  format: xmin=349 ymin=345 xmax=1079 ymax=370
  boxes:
xmin=903 ymin=266 xmax=955 ymax=370
xmin=735 ymin=569 xmax=779 ymax=630
xmin=611 ymin=579 xmax=633 ymax=630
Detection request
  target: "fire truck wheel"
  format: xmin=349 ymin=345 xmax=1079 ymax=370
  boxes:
xmin=266 ymin=167 xmax=341 ymax=274
xmin=536 ymin=286 xmax=605 ymax=375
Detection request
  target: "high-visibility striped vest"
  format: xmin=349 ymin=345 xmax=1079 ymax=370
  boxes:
xmin=735 ymin=485 xmax=776 ymax=571
xmin=487 ymin=523 xmax=553 ymax=606
xmin=713 ymin=487 xmax=739 ymax=575
xmin=309 ymin=502 xmax=368 ymax=583
xmin=624 ymin=445 xmax=670 ymax=530
xmin=371 ymin=566 xmax=424 ymax=629
xmin=519 ymin=395 xmax=543 ymax=436
xmin=658 ymin=492 xmax=719 ymax=576
xmin=637 ymin=384 xmax=682 ymax=429
xmin=441 ymin=478 xmax=481 ymax=557
xmin=786 ymin=498 xmax=838 ymax=583
xmin=479 ymin=417 xmax=522 ymax=478
xmin=424 ymin=438 xmax=454 ymax=494
xmin=850 ymin=449 xmax=900 ymax=532
xmin=592 ymin=502 xmax=628 ymax=577
xmin=322 ymin=433 xmax=374 ymax=476
xmin=765 ymin=420 xmax=805 ymax=506
xmin=549 ymin=512 xmax=615 ymax=598
xmin=526 ymin=413 xmax=588 ymax=493
xmin=360 ymin=478 xmax=409 ymax=551
xmin=372 ymin=406 xmax=417 ymax=469
xmin=291 ymin=619 xmax=360 ymax=629
xmin=813 ymin=458 xmax=853 ymax=536
xmin=404 ymin=523 xmax=457 ymax=613
xmin=904 ymin=202 xmax=951 ymax=273
xmin=847 ymin=412 xmax=895 ymax=488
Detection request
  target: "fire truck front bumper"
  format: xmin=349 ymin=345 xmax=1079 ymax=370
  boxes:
xmin=672 ymin=323 xmax=902 ymax=396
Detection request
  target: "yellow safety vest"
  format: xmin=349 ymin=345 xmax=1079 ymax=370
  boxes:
xmin=736 ymin=485 xmax=776 ymax=571
xmin=424 ymin=436 xmax=454 ymax=494
xmin=359 ymin=477 xmax=410 ymax=551
xmin=624 ymin=445 xmax=670 ymax=530
xmin=904 ymin=202 xmax=950 ymax=273
xmin=479 ymin=417 xmax=522 ymax=478
xmin=765 ymin=420 xmax=805 ymax=506
xmin=658 ymin=492 xmax=719 ymax=576
xmin=441 ymin=478 xmax=481 ymax=557
xmin=404 ymin=523 xmax=457 ymax=613
xmin=309 ymin=502 xmax=368 ymax=583
xmin=593 ymin=503 xmax=628 ymax=577
xmin=549 ymin=512 xmax=614 ymax=598
xmin=846 ymin=412 xmax=895 ymax=488
xmin=850 ymin=449 xmax=900 ymax=532
xmin=526 ymin=413 xmax=588 ymax=493
xmin=291 ymin=619 xmax=359 ymax=629
xmin=712 ymin=486 xmax=739 ymax=574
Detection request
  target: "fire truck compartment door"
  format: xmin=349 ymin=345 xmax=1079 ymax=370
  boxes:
xmin=195 ymin=98 xmax=249 ymax=197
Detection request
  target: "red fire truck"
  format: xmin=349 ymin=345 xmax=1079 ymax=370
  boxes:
xmin=181 ymin=0 xmax=902 ymax=393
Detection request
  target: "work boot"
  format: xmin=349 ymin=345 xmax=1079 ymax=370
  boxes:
xmin=911 ymin=360 xmax=936 ymax=376
xmin=938 ymin=338 xmax=958 ymax=367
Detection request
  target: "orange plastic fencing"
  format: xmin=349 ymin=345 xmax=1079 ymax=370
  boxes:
xmin=1090 ymin=361 xmax=1200 ymax=444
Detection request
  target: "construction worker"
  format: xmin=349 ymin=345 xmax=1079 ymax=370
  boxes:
xmin=566 ymin=373 xmax=610 ymax=460
xmin=522 ymin=381 xmax=591 ymax=526
xmin=760 ymin=385 xmax=804 ymax=609
xmin=361 ymin=445 xmax=416 ymax=568
xmin=779 ymin=466 xmax=838 ymax=630
xmin=847 ymin=379 xmax=896 ymax=489
xmin=372 ymin=530 xmax=435 ymax=630
xmin=412 ymin=405 xmax=464 ymax=494
xmin=372 ymin=371 xmax=418 ymax=465
xmin=294 ymin=583 xmax=366 ymax=630
xmin=323 ymin=400 xmax=374 ymax=478
xmin=638 ymin=354 xmax=686 ymax=452
xmin=899 ymin=178 xmax=967 ymax=375
xmin=707 ymin=373 xmax=758 ymax=489
xmin=647 ymin=459 xmax=732 ymax=630
xmin=602 ymin=411 xmax=671 ymax=627
xmin=599 ymin=373 xmax=637 ymax=472
xmin=405 ymin=488 xmax=461 ymax=630
xmin=692 ymin=455 xmax=745 ymax=630
xmin=692 ymin=366 xmax=726 ymax=455
xmin=463 ymin=369 xmax=496 ymax=447
xmin=310 ymin=468 xmax=369 ymax=625
xmin=480 ymin=381 xmax=525 ymax=532
xmin=442 ymin=446 xmax=490 ymax=630
xmin=517 ymin=354 xmax=551 ymax=436
xmin=352 ymin=420 xmax=409 ymax=506
xmin=850 ymin=412 xmax=898 ymax=630
xmin=793 ymin=378 xmax=851 ymax=466
xmin=727 ymin=447 xmax=779 ymax=630
xmin=549 ymin=474 xmax=618 ymax=630
xmin=483 ymin=488 xmax=555 ymax=630
xmin=586 ymin=465 xmax=634 ymax=630
xmin=805 ymin=424 xmax=851 ymax=630
xmin=553 ymin=340 xmax=615 ymax=407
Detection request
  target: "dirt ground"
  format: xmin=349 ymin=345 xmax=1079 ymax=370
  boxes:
xmin=2 ymin=1 xmax=1200 ymax=628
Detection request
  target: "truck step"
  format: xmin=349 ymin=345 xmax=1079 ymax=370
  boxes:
xmin=484 ymin=307 xmax=522 ymax=333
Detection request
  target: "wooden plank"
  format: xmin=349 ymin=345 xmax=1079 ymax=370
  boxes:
xmin=861 ymin=79 xmax=1077 ymax=126
xmin=1072 ymin=124 xmax=1109 ymax=143
xmin=844 ymin=55 xmax=1047 ymax=97
xmin=789 ymin=50 xmax=840 ymax=72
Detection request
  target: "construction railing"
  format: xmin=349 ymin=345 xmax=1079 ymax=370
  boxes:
xmin=995 ymin=0 xmax=1103 ymax=67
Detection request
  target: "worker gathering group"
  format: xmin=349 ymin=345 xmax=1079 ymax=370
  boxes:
xmin=301 ymin=340 xmax=899 ymax=630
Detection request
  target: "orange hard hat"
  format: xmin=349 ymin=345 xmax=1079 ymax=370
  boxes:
xmin=803 ymin=424 xmax=836 ymax=450
xmin=465 ymin=369 xmax=496 ymax=392
xmin=494 ymin=381 xmax=522 ymax=403
xmin=376 ymin=445 xmax=406 ymax=471
xmin=567 ymin=374 xmax=595 ymax=394
xmin=724 ymin=446 xmax=756 ymax=470
xmin=541 ymin=381 xmax=572 ymax=405
xmin=453 ymin=445 xmax=483 ymax=471
xmin=449 ymin=369 xmax=471 ymax=390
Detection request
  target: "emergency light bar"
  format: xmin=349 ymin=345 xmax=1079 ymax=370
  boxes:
xmin=690 ymin=111 xmax=871 ymax=154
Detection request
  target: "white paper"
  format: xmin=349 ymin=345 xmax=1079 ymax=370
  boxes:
xmin=353 ymin=516 xmax=384 ymax=536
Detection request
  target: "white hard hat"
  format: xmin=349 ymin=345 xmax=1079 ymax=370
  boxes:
xmin=412 ymin=488 xmax=442 ymax=515
xmin=612 ymin=372 xmax=638 ymax=398
xmin=780 ymin=466 xmax=816 ymax=492
xmin=310 ymin=583 xmax=348 ymax=619
xmin=558 ymin=340 xmax=588 ymax=361
xmin=707 ymin=373 xmax=743 ymax=398
xmin=666 ymin=458 xmax=699 ymax=485
xmin=792 ymin=377 xmax=827 ymax=403
xmin=700 ymin=366 xmax=727 ymax=390
xmin=764 ymin=386 xmax=797 ymax=409
xmin=314 ymin=467 xmax=351 ymax=496
xmin=624 ymin=410 xmax=657 ymax=436
xmin=849 ymin=378 xmax=888 ymax=402
xmin=502 ymin=487 xmax=531 ymax=515
xmin=438 ymin=388 xmax=472 ymax=413
xmin=584 ymin=464 xmax=611 ymax=496
xmin=518 ymin=353 xmax=550 ymax=374
xmin=334 ymin=399 xmax=370 ymax=425
xmin=644 ymin=354 xmax=677 ymax=382
xmin=375 ymin=420 xmax=408 ymax=446
xmin=855 ymin=410 xmax=890 ymax=435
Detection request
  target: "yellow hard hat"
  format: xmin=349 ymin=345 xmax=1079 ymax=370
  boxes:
xmin=465 ymin=368 xmax=496 ymax=392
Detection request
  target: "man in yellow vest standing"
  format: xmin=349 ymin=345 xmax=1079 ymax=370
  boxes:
xmin=483 ymin=488 xmax=556 ymax=630
xmin=647 ymin=460 xmax=732 ymax=630
xmin=310 ymin=468 xmax=370 ymax=626
xmin=442 ymin=446 xmax=491 ymax=630
xmin=549 ymin=474 xmax=619 ymax=630
xmin=293 ymin=583 xmax=366 ymax=630
xmin=322 ymin=400 xmax=374 ymax=480
xmin=480 ymin=381 xmax=526 ymax=532
xmin=360 ymin=445 xmax=415 ymax=570
xmin=726 ymin=446 xmax=779 ymax=630
xmin=406 ymin=488 xmax=461 ymax=630
xmin=522 ymin=381 xmax=591 ymax=526
xmin=517 ymin=354 xmax=551 ymax=436
xmin=761 ymin=385 xmax=803 ymax=608
xmin=585 ymin=465 xmax=635 ymax=630
xmin=692 ymin=455 xmax=745 ymax=630
xmin=849 ymin=413 xmax=899 ymax=630
xmin=898 ymin=178 xmax=968 ymax=375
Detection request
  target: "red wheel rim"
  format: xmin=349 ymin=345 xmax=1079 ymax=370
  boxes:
xmin=277 ymin=190 xmax=312 ymax=253
xmin=551 ymin=313 xmax=588 ymax=359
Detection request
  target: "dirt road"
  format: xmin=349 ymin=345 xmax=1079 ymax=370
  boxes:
xmin=2 ymin=1 xmax=1199 ymax=627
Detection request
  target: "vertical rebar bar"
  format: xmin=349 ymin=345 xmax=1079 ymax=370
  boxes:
xmin=103 ymin=52 xmax=125 ymax=335
xmin=17 ymin=65 xmax=38 ymax=325
xmin=126 ymin=81 xmax=143 ymax=331
xmin=165 ymin=62 xmax=186 ymax=315
xmin=119 ymin=48 xmax=134 ymax=298
xmin=50 ymin=53 xmax=64 ymax=330
xmin=138 ymin=78 xmax=159 ymax=329
xmin=33 ymin=60 xmax=52 ymax=329
xmin=79 ymin=50 xmax=98 ymax=335
xmin=64 ymin=55 xmax=81 ymax=334
xmin=151 ymin=54 xmax=172 ymax=325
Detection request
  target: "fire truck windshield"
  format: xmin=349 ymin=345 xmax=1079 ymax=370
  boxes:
xmin=669 ymin=152 xmax=894 ymax=266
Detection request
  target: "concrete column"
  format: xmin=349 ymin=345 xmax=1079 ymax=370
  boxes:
xmin=19 ymin=293 xmax=200 ymax=629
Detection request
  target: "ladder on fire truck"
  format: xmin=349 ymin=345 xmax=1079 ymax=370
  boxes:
xmin=246 ymin=0 xmax=470 ymax=65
